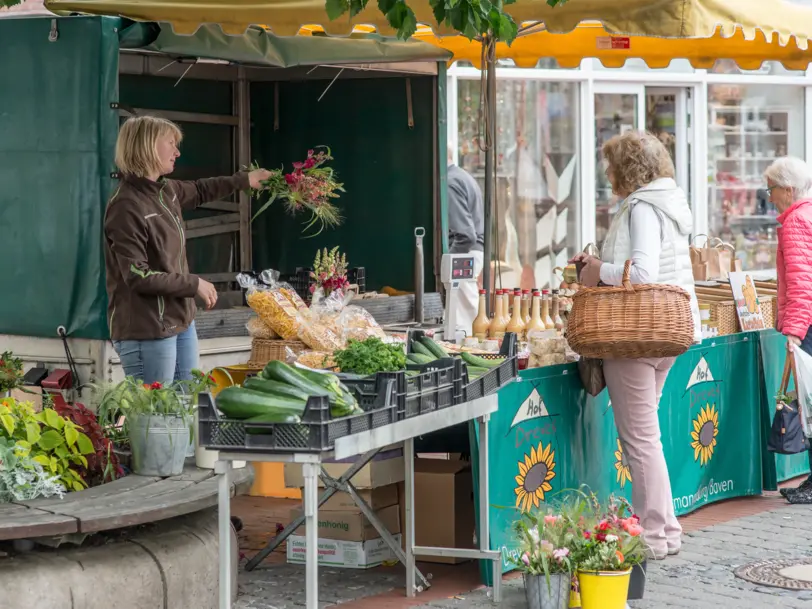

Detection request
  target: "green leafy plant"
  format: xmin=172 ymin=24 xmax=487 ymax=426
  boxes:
xmin=94 ymin=378 xmax=196 ymax=430
xmin=0 ymin=437 xmax=65 ymax=502
xmin=334 ymin=337 xmax=406 ymax=375
xmin=0 ymin=398 xmax=95 ymax=492
xmin=0 ymin=351 xmax=23 ymax=393
xmin=325 ymin=0 xmax=568 ymax=43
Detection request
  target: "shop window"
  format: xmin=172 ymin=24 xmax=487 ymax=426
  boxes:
xmin=711 ymin=59 xmax=805 ymax=77
xmin=707 ymin=84 xmax=805 ymax=270
xmin=456 ymin=79 xmax=581 ymax=290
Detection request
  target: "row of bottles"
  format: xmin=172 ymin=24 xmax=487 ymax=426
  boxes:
xmin=472 ymin=288 xmax=563 ymax=340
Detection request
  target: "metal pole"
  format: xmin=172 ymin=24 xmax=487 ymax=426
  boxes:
xmin=303 ymin=462 xmax=320 ymax=609
xmin=215 ymin=460 xmax=232 ymax=609
xmin=236 ymin=66 xmax=252 ymax=271
xmin=481 ymin=40 xmax=497 ymax=315
xmin=404 ymin=437 xmax=417 ymax=597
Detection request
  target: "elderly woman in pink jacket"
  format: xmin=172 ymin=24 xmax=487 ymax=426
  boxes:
xmin=765 ymin=156 xmax=812 ymax=504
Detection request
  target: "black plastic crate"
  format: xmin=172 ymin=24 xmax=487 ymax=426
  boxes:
xmin=348 ymin=267 xmax=366 ymax=294
xmin=197 ymin=376 xmax=397 ymax=454
xmin=338 ymin=360 xmax=456 ymax=421
xmin=408 ymin=329 xmax=518 ymax=403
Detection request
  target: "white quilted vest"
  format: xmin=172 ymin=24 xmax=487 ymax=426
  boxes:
xmin=602 ymin=178 xmax=702 ymax=343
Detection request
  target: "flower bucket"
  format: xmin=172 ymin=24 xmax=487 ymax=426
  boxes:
xmin=129 ymin=414 xmax=190 ymax=477
xmin=524 ymin=573 xmax=570 ymax=609
xmin=577 ymin=569 xmax=631 ymax=609
xmin=628 ymin=560 xmax=647 ymax=600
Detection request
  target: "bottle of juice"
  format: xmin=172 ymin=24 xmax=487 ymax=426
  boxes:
xmin=472 ymin=290 xmax=490 ymax=340
xmin=521 ymin=289 xmax=531 ymax=325
xmin=526 ymin=290 xmax=545 ymax=336
xmin=506 ymin=288 xmax=527 ymax=340
xmin=489 ymin=290 xmax=507 ymax=339
xmin=551 ymin=289 xmax=564 ymax=333
xmin=541 ymin=289 xmax=554 ymax=329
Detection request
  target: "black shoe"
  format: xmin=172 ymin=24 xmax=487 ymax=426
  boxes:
xmin=787 ymin=485 xmax=812 ymax=505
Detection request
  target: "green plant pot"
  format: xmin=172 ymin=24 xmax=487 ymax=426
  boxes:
xmin=128 ymin=414 xmax=190 ymax=477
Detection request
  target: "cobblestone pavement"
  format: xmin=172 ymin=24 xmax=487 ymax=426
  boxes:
xmin=236 ymin=504 xmax=812 ymax=608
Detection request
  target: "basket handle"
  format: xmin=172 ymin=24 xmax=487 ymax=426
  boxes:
xmin=621 ymin=260 xmax=635 ymax=292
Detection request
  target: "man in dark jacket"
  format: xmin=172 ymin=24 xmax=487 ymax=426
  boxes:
xmin=447 ymin=147 xmax=485 ymax=334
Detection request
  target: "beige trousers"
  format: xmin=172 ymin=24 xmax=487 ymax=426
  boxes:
xmin=603 ymin=356 xmax=682 ymax=557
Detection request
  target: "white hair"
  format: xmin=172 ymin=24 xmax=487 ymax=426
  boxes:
xmin=764 ymin=156 xmax=812 ymax=198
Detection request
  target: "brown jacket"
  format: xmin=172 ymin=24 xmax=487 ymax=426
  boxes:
xmin=104 ymin=172 xmax=250 ymax=341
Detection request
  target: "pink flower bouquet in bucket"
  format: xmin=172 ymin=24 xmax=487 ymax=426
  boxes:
xmin=249 ymin=146 xmax=344 ymax=236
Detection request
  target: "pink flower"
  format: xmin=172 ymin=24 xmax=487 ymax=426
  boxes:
xmin=598 ymin=520 xmax=611 ymax=532
xmin=304 ymin=157 xmax=316 ymax=169
xmin=544 ymin=515 xmax=559 ymax=525
xmin=596 ymin=533 xmax=607 ymax=542
xmin=521 ymin=552 xmax=530 ymax=566
xmin=307 ymin=149 xmax=314 ymax=157
xmin=627 ymin=524 xmax=643 ymax=537
xmin=284 ymin=173 xmax=296 ymax=185
xmin=293 ymin=161 xmax=304 ymax=170
xmin=553 ymin=548 xmax=569 ymax=562
xmin=583 ymin=531 xmax=591 ymax=540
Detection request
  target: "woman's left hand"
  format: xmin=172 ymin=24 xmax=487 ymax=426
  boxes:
xmin=248 ymin=169 xmax=273 ymax=189
xmin=787 ymin=335 xmax=802 ymax=351
xmin=579 ymin=256 xmax=603 ymax=287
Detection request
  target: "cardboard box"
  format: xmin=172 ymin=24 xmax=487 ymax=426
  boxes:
xmin=284 ymin=451 xmax=404 ymax=489
xmin=410 ymin=458 xmax=476 ymax=564
xmin=289 ymin=504 xmax=401 ymax=542
xmin=318 ymin=484 xmax=399 ymax=512
xmin=287 ymin=534 xmax=402 ymax=569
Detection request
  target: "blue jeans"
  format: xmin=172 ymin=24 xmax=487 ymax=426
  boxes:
xmin=113 ymin=322 xmax=199 ymax=385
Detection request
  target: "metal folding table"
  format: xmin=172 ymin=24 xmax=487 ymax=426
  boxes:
xmin=214 ymin=394 xmax=503 ymax=609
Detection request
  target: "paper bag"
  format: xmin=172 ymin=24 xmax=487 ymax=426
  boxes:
xmin=691 ymin=235 xmax=734 ymax=280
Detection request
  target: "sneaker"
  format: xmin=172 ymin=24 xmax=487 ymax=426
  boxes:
xmin=667 ymin=545 xmax=680 ymax=556
xmin=781 ymin=476 xmax=812 ymax=500
xmin=787 ymin=485 xmax=812 ymax=505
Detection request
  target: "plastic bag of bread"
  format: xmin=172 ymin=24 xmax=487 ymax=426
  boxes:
xmin=338 ymin=305 xmax=386 ymax=343
xmin=295 ymin=351 xmax=337 ymax=370
xmin=245 ymin=315 xmax=279 ymax=339
xmin=245 ymin=286 xmax=301 ymax=340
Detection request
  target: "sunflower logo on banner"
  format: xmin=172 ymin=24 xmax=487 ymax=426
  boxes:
xmin=614 ymin=438 xmax=632 ymax=489
xmin=691 ymin=404 xmax=719 ymax=466
xmin=515 ymin=442 xmax=556 ymax=512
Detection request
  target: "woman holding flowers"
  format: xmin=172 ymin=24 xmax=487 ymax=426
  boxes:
xmin=104 ymin=116 xmax=271 ymax=384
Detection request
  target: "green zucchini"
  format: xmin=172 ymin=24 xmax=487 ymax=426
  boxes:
xmin=296 ymin=367 xmax=342 ymax=394
xmin=261 ymin=361 xmax=330 ymax=397
xmin=410 ymin=340 xmax=434 ymax=357
xmin=216 ymin=386 xmax=306 ymax=419
xmin=420 ymin=336 xmax=449 ymax=358
xmin=461 ymin=352 xmax=503 ymax=369
xmin=407 ymin=353 xmax=435 ymax=365
xmin=243 ymin=377 xmax=310 ymax=401
xmin=244 ymin=412 xmax=302 ymax=434
xmin=466 ymin=366 xmax=490 ymax=377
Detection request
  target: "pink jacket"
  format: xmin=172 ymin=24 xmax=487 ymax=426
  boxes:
xmin=777 ymin=198 xmax=812 ymax=339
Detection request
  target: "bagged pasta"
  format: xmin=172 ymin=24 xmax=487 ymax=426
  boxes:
xmin=296 ymin=350 xmax=337 ymax=370
xmin=240 ymin=272 xmax=301 ymax=340
xmin=296 ymin=293 xmax=347 ymax=352
xmin=338 ymin=305 xmax=386 ymax=343
xmin=246 ymin=315 xmax=279 ymax=339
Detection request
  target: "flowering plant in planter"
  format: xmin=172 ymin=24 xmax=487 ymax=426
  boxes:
xmin=310 ymin=246 xmax=350 ymax=297
xmin=512 ymin=510 xmax=576 ymax=577
xmin=249 ymin=147 xmax=344 ymax=236
xmin=571 ymin=493 xmax=646 ymax=572
xmin=0 ymin=351 xmax=23 ymax=393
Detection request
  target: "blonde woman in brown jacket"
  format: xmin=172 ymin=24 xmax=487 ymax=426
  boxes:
xmin=104 ymin=116 xmax=271 ymax=385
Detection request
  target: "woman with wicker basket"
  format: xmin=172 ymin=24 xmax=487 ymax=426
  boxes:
xmin=765 ymin=156 xmax=812 ymax=505
xmin=570 ymin=131 xmax=701 ymax=560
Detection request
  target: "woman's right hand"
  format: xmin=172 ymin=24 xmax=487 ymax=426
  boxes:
xmin=197 ymin=278 xmax=218 ymax=310
xmin=568 ymin=252 xmax=589 ymax=264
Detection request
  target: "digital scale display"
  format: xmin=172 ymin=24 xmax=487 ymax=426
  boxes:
xmin=451 ymin=257 xmax=475 ymax=279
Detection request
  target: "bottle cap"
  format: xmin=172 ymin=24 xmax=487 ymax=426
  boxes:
xmin=479 ymin=289 xmax=486 ymax=294
xmin=522 ymin=289 xmax=530 ymax=294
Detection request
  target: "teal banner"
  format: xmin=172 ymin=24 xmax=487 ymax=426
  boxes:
xmin=759 ymin=330 xmax=810 ymax=486
xmin=473 ymin=333 xmax=765 ymax=577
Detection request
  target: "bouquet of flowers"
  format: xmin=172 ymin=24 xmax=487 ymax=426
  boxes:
xmin=311 ymin=246 xmax=350 ymax=297
xmin=512 ymin=510 xmax=576 ymax=578
xmin=250 ymin=146 xmax=344 ymax=236
xmin=571 ymin=492 xmax=646 ymax=572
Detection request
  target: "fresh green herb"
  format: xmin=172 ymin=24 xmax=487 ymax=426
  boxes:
xmin=334 ymin=338 xmax=406 ymax=376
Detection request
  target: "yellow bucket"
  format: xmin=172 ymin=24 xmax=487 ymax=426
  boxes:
xmin=208 ymin=365 xmax=262 ymax=395
xmin=577 ymin=569 xmax=631 ymax=609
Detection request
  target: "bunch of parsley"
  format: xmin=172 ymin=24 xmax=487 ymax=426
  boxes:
xmin=334 ymin=338 xmax=406 ymax=376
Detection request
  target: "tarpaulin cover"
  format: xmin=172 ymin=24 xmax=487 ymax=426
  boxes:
xmin=45 ymin=0 xmax=812 ymax=69
xmin=0 ymin=16 xmax=119 ymax=339
xmin=118 ymin=20 xmax=451 ymax=68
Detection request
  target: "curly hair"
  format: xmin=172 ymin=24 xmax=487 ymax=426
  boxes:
xmin=602 ymin=131 xmax=675 ymax=197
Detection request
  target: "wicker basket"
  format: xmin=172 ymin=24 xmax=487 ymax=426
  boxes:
xmin=711 ymin=296 xmax=775 ymax=336
xmin=567 ymin=260 xmax=694 ymax=359
xmin=248 ymin=338 xmax=307 ymax=368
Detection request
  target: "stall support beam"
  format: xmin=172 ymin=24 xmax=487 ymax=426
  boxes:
xmin=481 ymin=40 xmax=497 ymax=315
xmin=236 ymin=67 xmax=252 ymax=271
xmin=215 ymin=459 xmax=233 ymax=609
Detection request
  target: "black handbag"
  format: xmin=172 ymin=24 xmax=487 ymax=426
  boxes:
xmin=578 ymin=357 xmax=606 ymax=397
xmin=768 ymin=355 xmax=810 ymax=455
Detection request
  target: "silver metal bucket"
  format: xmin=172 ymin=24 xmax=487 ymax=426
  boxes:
xmin=129 ymin=414 xmax=190 ymax=477
xmin=524 ymin=573 xmax=571 ymax=609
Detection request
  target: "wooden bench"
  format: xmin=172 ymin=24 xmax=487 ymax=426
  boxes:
xmin=0 ymin=464 xmax=253 ymax=541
